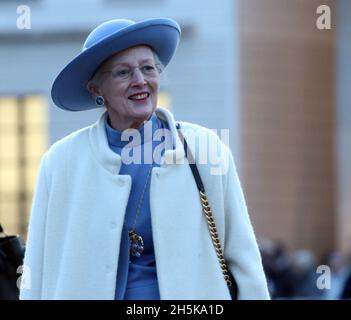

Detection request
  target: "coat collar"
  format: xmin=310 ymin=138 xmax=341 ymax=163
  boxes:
xmin=88 ymin=107 xmax=185 ymax=174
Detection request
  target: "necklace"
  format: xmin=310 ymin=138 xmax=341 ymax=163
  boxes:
xmin=129 ymin=164 xmax=153 ymax=258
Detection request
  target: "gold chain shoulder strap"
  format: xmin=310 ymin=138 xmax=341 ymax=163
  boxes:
xmin=199 ymin=190 xmax=233 ymax=286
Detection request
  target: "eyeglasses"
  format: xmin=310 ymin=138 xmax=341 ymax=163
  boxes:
xmin=100 ymin=63 xmax=161 ymax=81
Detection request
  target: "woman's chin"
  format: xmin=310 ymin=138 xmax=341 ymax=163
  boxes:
xmin=131 ymin=103 xmax=155 ymax=118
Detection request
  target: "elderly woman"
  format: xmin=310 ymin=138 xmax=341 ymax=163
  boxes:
xmin=20 ymin=18 xmax=269 ymax=300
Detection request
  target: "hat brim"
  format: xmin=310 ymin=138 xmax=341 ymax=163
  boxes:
xmin=51 ymin=18 xmax=181 ymax=111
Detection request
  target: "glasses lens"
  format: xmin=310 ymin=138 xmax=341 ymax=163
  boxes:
xmin=109 ymin=63 xmax=159 ymax=80
xmin=111 ymin=67 xmax=130 ymax=80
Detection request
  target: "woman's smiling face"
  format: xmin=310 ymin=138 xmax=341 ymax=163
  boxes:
xmin=89 ymin=45 xmax=160 ymax=131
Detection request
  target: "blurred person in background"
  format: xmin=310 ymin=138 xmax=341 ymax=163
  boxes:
xmin=19 ymin=18 xmax=269 ymax=300
xmin=289 ymin=249 xmax=322 ymax=299
xmin=340 ymin=251 xmax=351 ymax=299
xmin=319 ymin=251 xmax=350 ymax=299
xmin=0 ymin=224 xmax=25 ymax=300
xmin=259 ymin=238 xmax=294 ymax=299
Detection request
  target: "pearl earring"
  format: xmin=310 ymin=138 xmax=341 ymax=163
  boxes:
xmin=95 ymin=95 xmax=105 ymax=106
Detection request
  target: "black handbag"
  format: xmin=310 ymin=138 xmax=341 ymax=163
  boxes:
xmin=0 ymin=224 xmax=25 ymax=300
xmin=176 ymin=123 xmax=238 ymax=300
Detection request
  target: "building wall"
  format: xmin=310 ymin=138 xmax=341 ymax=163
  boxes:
xmin=238 ymin=0 xmax=336 ymax=257
xmin=336 ymin=0 xmax=351 ymax=254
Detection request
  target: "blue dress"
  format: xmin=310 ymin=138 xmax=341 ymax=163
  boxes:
xmin=104 ymin=112 xmax=170 ymax=300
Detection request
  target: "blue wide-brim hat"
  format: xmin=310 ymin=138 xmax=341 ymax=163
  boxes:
xmin=51 ymin=18 xmax=181 ymax=111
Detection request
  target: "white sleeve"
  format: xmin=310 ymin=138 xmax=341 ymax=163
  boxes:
xmin=20 ymin=153 xmax=49 ymax=300
xmin=223 ymin=148 xmax=270 ymax=300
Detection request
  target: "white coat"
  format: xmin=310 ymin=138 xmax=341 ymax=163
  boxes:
xmin=20 ymin=107 xmax=270 ymax=300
